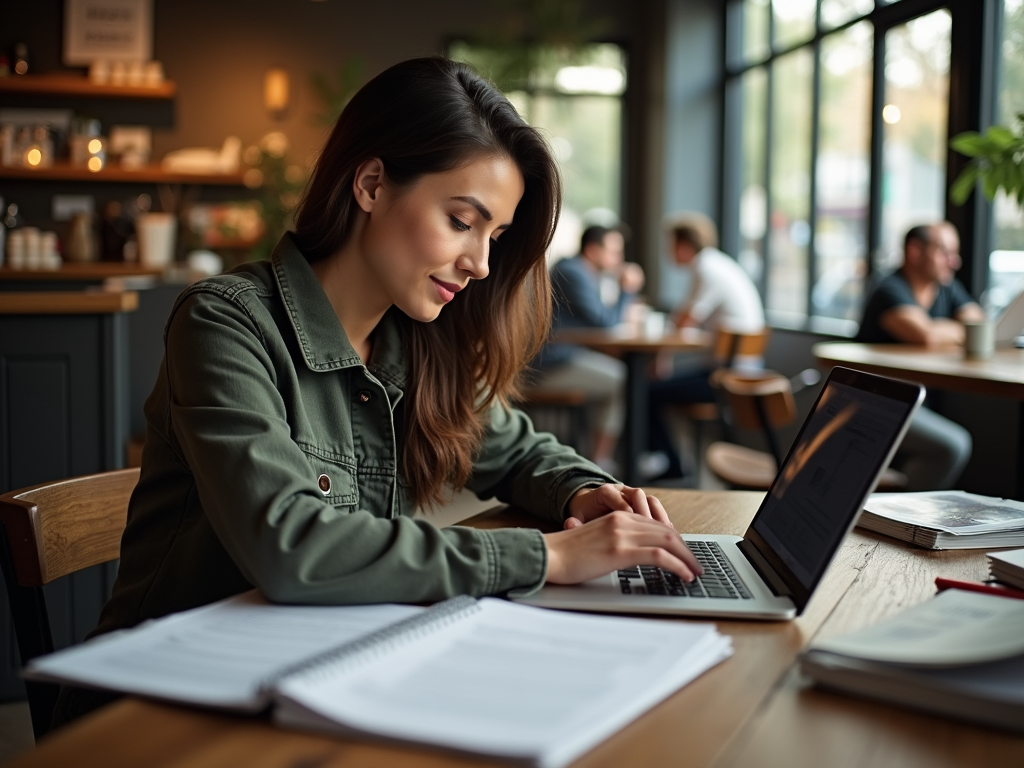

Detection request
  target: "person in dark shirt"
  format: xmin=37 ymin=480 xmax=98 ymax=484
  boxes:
xmin=856 ymin=222 xmax=983 ymax=489
xmin=531 ymin=225 xmax=644 ymax=470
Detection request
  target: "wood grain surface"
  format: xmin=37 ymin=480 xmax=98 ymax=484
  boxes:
xmin=9 ymin=489 xmax=1022 ymax=768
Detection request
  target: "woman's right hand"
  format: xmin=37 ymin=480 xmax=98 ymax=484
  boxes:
xmin=542 ymin=511 xmax=702 ymax=585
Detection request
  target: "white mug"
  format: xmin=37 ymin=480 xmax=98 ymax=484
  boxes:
xmin=963 ymin=320 xmax=995 ymax=359
xmin=136 ymin=213 xmax=177 ymax=268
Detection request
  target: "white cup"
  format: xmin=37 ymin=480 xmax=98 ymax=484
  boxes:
xmin=644 ymin=311 xmax=667 ymax=338
xmin=136 ymin=213 xmax=177 ymax=268
xmin=963 ymin=320 xmax=995 ymax=359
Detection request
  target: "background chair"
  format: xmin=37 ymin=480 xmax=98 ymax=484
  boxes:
xmin=705 ymin=371 xmax=907 ymax=491
xmin=672 ymin=328 xmax=771 ymax=479
xmin=0 ymin=468 xmax=138 ymax=740
xmin=515 ymin=387 xmax=594 ymax=459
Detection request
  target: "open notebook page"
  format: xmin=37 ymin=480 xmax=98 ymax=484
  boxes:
xmin=26 ymin=591 xmax=422 ymax=710
xmin=274 ymin=597 xmax=732 ymax=768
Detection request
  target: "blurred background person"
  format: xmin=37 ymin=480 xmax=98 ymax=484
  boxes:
xmin=855 ymin=221 xmax=981 ymax=489
xmin=531 ymin=225 xmax=644 ymax=472
xmin=646 ymin=212 xmax=765 ymax=483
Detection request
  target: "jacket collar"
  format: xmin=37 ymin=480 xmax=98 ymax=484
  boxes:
xmin=271 ymin=233 xmax=407 ymax=388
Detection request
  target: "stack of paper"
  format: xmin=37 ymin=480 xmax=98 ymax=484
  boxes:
xmin=26 ymin=592 xmax=732 ymax=767
xmin=801 ymin=589 xmax=1024 ymax=732
xmin=990 ymin=549 xmax=1024 ymax=590
xmin=858 ymin=491 xmax=1024 ymax=549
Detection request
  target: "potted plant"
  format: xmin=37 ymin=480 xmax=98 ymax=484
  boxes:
xmin=950 ymin=113 xmax=1024 ymax=206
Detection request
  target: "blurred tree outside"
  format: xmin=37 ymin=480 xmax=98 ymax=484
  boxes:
xmin=451 ymin=0 xmax=624 ymax=260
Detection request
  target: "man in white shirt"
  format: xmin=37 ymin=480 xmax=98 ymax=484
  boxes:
xmin=646 ymin=212 xmax=765 ymax=482
xmin=669 ymin=212 xmax=764 ymax=336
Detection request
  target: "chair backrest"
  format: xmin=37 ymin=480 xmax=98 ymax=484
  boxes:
xmin=712 ymin=328 xmax=770 ymax=368
xmin=711 ymin=370 xmax=796 ymax=465
xmin=0 ymin=467 xmax=138 ymax=739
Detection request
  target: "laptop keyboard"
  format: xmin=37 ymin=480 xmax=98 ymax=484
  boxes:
xmin=616 ymin=540 xmax=752 ymax=599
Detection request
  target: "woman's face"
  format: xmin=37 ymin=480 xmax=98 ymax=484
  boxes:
xmin=359 ymin=154 xmax=525 ymax=322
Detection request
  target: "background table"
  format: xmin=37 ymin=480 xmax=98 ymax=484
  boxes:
xmin=12 ymin=488 xmax=1022 ymax=768
xmin=554 ymin=327 xmax=708 ymax=484
xmin=814 ymin=341 xmax=1024 ymax=498
xmin=813 ymin=342 xmax=1024 ymax=400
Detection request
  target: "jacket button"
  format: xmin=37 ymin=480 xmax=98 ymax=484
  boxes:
xmin=358 ymin=390 xmax=371 ymax=403
xmin=318 ymin=474 xmax=331 ymax=494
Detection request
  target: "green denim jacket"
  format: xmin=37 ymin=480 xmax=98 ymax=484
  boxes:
xmin=94 ymin=233 xmax=613 ymax=635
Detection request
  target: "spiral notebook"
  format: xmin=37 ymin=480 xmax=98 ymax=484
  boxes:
xmin=25 ymin=591 xmax=731 ymax=768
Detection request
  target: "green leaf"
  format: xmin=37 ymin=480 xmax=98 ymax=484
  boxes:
xmin=983 ymin=169 xmax=1000 ymax=201
xmin=986 ymin=126 xmax=1018 ymax=149
xmin=950 ymin=132 xmax=989 ymax=157
xmin=950 ymin=163 xmax=979 ymax=205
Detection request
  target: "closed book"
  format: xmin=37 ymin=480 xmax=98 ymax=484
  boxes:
xmin=857 ymin=491 xmax=1024 ymax=549
xmin=25 ymin=591 xmax=732 ymax=768
xmin=989 ymin=548 xmax=1024 ymax=591
xmin=800 ymin=589 xmax=1024 ymax=733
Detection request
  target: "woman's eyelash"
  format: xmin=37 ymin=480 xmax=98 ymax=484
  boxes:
xmin=448 ymin=215 xmax=471 ymax=232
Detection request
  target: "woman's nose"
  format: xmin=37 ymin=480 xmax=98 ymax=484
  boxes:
xmin=459 ymin=239 xmax=490 ymax=280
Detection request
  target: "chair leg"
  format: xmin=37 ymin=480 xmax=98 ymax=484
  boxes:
xmin=0 ymin=529 xmax=58 ymax=739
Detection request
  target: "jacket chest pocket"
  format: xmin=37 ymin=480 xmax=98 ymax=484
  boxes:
xmin=300 ymin=445 xmax=359 ymax=507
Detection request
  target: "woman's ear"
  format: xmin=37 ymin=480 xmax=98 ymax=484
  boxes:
xmin=353 ymin=158 xmax=386 ymax=213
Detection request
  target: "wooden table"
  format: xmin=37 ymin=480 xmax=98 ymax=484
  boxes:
xmin=813 ymin=342 xmax=1024 ymax=400
xmin=554 ymin=327 xmax=709 ymax=484
xmin=12 ymin=489 xmax=1021 ymax=768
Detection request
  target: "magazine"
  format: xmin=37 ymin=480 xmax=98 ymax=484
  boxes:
xmin=857 ymin=491 xmax=1024 ymax=549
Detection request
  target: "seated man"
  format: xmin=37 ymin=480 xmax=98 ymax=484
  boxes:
xmin=531 ymin=225 xmax=644 ymax=471
xmin=855 ymin=221 xmax=982 ymax=489
xmin=647 ymin=212 xmax=765 ymax=482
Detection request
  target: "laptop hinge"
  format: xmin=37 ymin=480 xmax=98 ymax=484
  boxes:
xmin=737 ymin=539 xmax=792 ymax=598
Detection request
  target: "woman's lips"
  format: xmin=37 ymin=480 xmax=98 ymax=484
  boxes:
xmin=430 ymin=277 xmax=461 ymax=303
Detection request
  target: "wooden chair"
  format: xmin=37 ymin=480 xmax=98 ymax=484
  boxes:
xmin=515 ymin=387 xmax=594 ymax=458
xmin=705 ymin=371 xmax=907 ymax=491
xmin=0 ymin=468 xmax=139 ymax=739
xmin=673 ymin=328 xmax=771 ymax=478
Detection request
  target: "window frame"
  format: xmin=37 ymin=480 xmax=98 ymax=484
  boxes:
xmin=721 ymin=0 xmax=999 ymax=334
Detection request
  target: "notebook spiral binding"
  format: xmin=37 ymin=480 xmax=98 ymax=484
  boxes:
xmin=260 ymin=594 xmax=481 ymax=691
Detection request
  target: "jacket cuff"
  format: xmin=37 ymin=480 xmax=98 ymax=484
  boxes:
xmin=552 ymin=468 xmax=616 ymax=521
xmin=482 ymin=527 xmax=548 ymax=598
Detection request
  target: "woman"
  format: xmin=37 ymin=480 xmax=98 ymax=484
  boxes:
xmin=56 ymin=57 xmax=700 ymax=726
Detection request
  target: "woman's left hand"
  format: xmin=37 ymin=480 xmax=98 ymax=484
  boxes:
xmin=565 ymin=484 xmax=675 ymax=530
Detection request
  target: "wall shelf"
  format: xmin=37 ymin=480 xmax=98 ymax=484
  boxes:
xmin=0 ymin=74 xmax=176 ymax=99
xmin=0 ymin=264 xmax=164 ymax=282
xmin=0 ymin=162 xmax=247 ymax=185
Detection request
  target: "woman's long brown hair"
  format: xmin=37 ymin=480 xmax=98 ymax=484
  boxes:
xmin=293 ymin=57 xmax=560 ymax=509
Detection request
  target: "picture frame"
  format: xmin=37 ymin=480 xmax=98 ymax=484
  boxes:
xmin=63 ymin=0 xmax=153 ymax=65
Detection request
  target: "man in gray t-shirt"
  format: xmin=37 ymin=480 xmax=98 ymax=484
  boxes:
xmin=855 ymin=222 xmax=983 ymax=489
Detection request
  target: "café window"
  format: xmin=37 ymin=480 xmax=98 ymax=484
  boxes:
xmin=448 ymin=42 xmax=626 ymax=258
xmin=723 ymin=1 xmax=995 ymax=335
xmin=989 ymin=0 xmax=1024 ymax=315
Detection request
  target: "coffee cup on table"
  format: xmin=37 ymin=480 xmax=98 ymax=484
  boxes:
xmin=963 ymin=320 xmax=995 ymax=359
xmin=135 ymin=212 xmax=176 ymax=268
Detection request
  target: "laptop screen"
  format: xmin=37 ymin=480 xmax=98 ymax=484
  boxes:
xmin=749 ymin=373 xmax=919 ymax=597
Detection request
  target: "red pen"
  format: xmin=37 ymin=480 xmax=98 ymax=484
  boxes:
xmin=934 ymin=576 xmax=1024 ymax=601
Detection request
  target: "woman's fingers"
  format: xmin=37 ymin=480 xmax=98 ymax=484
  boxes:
xmin=645 ymin=493 xmax=675 ymax=528
xmin=544 ymin=511 xmax=703 ymax=585
xmin=623 ymin=486 xmax=654 ymax=519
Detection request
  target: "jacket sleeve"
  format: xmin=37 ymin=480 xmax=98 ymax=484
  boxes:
xmin=164 ymin=289 xmax=550 ymax=604
xmin=465 ymin=401 xmax=616 ymax=525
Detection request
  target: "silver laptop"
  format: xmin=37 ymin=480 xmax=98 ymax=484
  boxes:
xmin=516 ymin=367 xmax=924 ymax=620
xmin=995 ymin=287 xmax=1024 ymax=346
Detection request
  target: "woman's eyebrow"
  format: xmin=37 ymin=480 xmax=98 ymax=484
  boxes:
xmin=450 ymin=195 xmax=512 ymax=228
